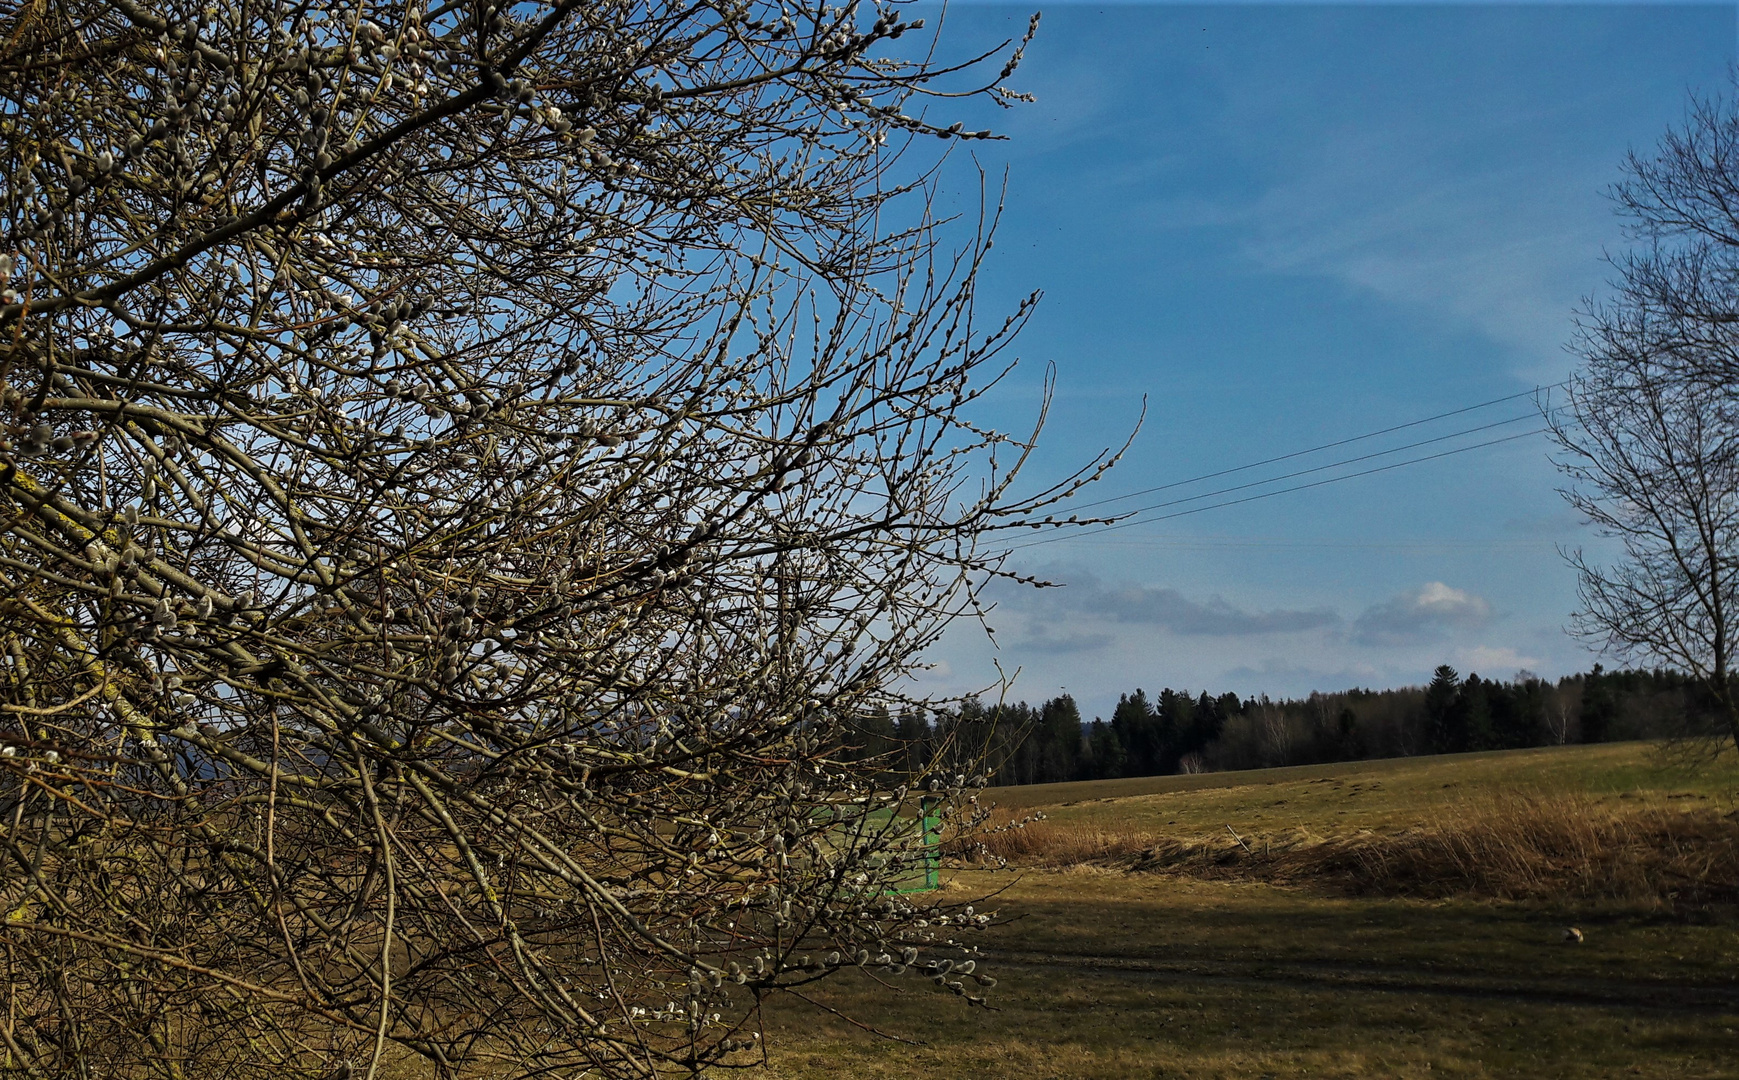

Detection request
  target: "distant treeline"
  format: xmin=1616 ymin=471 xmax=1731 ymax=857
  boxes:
xmin=846 ymin=664 xmax=1726 ymax=785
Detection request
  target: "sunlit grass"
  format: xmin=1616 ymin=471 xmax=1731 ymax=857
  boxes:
xmin=983 ymin=742 xmax=1739 ymax=833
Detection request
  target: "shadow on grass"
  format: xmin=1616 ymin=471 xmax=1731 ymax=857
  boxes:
xmin=759 ymin=872 xmax=1739 ymax=1080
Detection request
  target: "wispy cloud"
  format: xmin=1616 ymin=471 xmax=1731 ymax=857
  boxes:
xmin=1221 ymin=658 xmax=1386 ymax=697
xmin=994 ymin=568 xmax=1341 ymax=638
xmin=1007 ymin=625 xmax=1114 ymax=656
xmin=1454 ymin=644 xmax=1543 ymax=678
xmin=1238 ymin=161 xmax=1598 ymax=369
xmin=1134 ymin=12 xmax=1626 ymax=372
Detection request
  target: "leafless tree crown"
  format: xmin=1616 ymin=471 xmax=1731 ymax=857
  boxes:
xmin=0 ymin=1 xmax=1114 ymax=1075
xmin=1552 ymin=91 xmax=1739 ymax=749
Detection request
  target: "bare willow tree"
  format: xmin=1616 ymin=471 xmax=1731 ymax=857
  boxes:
xmin=1549 ymin=91 xmax=1739 ymax=753
xmin=0 ymin=1 xmax=1111 ymax=1076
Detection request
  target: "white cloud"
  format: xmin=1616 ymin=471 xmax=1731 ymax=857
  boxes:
xmin=915 ymin=659 xmax=954 ymax=681
xmin=1353 ymin=581 xmax=1493 ymax=645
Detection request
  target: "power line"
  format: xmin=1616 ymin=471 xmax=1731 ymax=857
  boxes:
xmin=1038 ymin=535 xmax=1557 ymax=551
xmin=1012 ymin=427 xmax=1547 ymax=550
xmin=1086 ymin=409 xmax=1549 ymax=521
xmin=1068 ymin=381 xmax=1565 ymax=514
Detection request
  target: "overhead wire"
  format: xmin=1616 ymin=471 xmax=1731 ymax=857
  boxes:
xmin=1012 ymin=424 xmax=1550 ymax=551
xmin=1036 ymin=535 xmax=1555 ymax=550
xmin=1072 ymin=408 xmax=1551 ymax=521
xmin=1067 ymin=381 xmax=1566 ymax=514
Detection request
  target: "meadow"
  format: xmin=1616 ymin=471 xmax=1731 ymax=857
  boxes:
xmin=758 ymin=742 xmax=1739 ymax=1079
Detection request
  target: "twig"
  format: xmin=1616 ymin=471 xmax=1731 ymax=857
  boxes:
xmin=784 ymin=989 xmax=927 ymax=1046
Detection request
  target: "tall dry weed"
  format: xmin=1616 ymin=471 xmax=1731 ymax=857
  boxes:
xmin=966 ymin=793 xmax=1739 ymax=905
xmin=1321 ymin=791 xmax=1739 ymax=904
xmin=959 ymin=818 xmax=1156 ymax=866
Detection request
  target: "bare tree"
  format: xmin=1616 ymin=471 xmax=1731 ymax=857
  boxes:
xmin=0 ymin=2 xmax=1112 ymax=1077
xmin=1549 ymin=91 xmax=1739 ymax=753
xmin=1549 ymin=360 xmax=1739 ymax=748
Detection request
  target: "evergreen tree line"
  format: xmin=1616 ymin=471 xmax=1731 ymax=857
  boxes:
xmin=842 ymin=664 xmax=1728 ymax=785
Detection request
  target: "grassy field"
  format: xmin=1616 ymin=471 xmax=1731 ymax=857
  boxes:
xmin=756 ymin=742 xmax=1739 ymax=1079
xmin=984 ymin=741 xmax=1739 ymax=827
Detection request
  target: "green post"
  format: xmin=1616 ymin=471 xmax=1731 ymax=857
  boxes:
xmin=915 ymin=795 xmax=940 ymax=892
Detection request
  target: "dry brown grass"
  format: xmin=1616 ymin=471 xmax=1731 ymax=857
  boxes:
xmin=956 ymin=816 xmax=1158 ymax=865
xmin=1320 ymin=792 xmax=1739 ymax=903
xmin=966 ymin=792 xmax=1739 ymax=905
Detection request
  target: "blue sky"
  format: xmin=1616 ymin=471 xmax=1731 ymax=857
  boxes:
xmin=900 ymin=2 xmax=1736 ymax=720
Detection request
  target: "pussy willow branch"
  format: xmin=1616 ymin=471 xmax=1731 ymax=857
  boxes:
xmin=0 ymin=2 xmax=1115 ymax=1078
